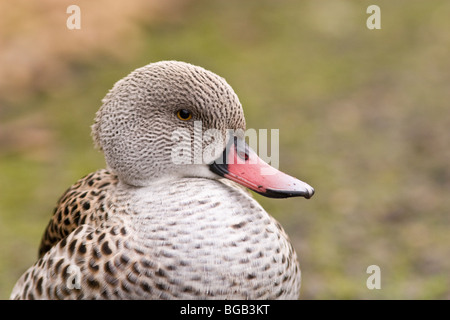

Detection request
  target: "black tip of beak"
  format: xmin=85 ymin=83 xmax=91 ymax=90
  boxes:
xmin=255 ymin=187 xmax=315 ymax=199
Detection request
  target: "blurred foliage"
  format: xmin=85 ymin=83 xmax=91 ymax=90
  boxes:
xmin=1 ymin=0 xmax=450 ymax=299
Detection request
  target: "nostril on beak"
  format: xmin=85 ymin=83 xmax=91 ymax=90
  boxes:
xmin=237 ymin=151 xmax=249 ymax=161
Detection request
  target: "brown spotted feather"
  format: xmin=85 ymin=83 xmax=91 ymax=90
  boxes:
xmin=38 ymin=170 xmax=118 ymax=258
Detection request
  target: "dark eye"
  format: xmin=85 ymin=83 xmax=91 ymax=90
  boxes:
xmin=176 ymin=109 xmax=192 ymax=121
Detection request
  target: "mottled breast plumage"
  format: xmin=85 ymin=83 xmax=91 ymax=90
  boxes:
xmin=11 ymin=173 xmax=300 ymax=299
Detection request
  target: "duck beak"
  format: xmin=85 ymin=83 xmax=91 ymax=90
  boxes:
xmin=209 ymin=137 xmax=315 ymax=199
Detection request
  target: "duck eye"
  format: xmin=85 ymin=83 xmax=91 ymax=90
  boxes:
xmin=176 ymin=109 xmax=192 ymax=121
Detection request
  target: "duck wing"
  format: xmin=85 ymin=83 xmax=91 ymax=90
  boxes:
xmin=38 ymin=169 xmax=118 ymax=258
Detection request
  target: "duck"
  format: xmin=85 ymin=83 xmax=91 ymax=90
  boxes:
xmin=10 ymin=61 xmax=314 ymax=300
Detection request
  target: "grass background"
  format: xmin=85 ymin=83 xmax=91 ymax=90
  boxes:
xmin=1 ymin=0 xmax=450 ymax=299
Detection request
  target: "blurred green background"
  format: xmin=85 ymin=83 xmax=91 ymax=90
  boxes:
xmin=1 ymin=0 xmax=450 ymax=299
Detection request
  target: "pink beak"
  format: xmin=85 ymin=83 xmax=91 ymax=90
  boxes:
xmin=210 ymin=137 xmax=315 ymax=199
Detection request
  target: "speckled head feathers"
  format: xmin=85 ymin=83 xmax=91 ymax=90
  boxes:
xmin=92 ymin=61 xmax=246 ymax=186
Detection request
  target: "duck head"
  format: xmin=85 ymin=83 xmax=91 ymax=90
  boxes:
xmin=92 ymin=61 xmax=314 ymax=199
